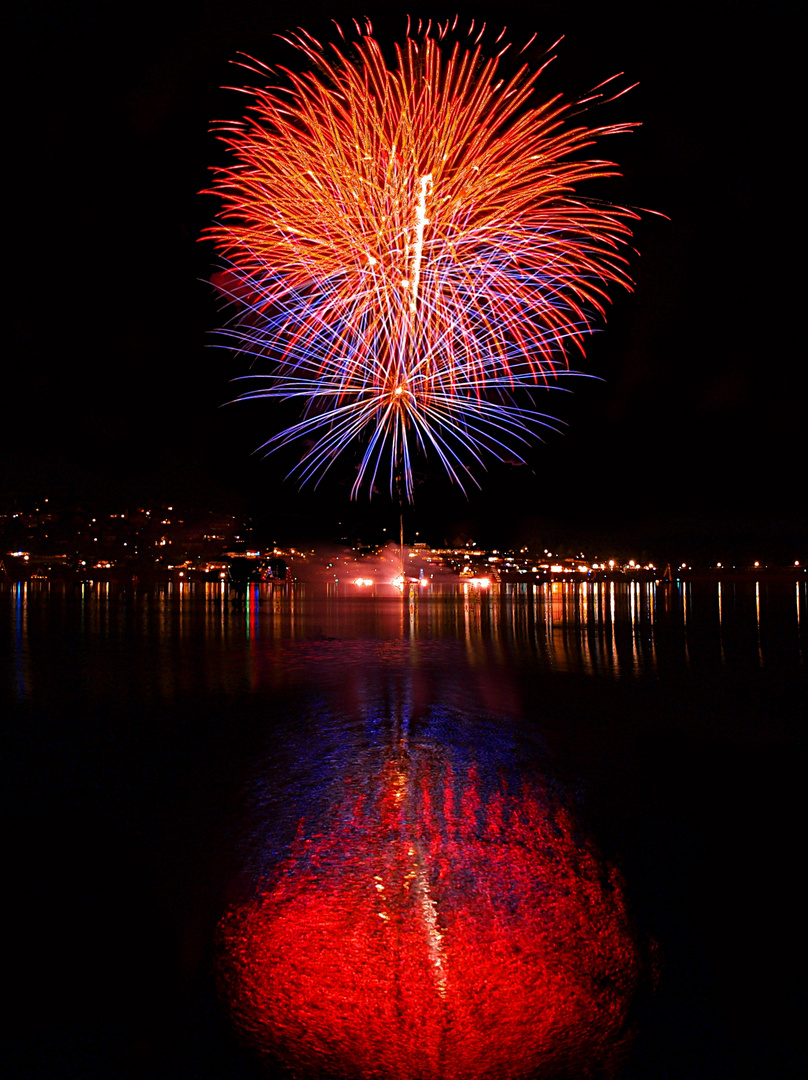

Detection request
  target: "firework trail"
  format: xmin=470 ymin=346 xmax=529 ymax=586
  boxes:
xmin=208 ymin=18 xmax=640 ymax=500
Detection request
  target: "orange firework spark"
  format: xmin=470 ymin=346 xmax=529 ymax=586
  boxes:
xmin=208 ymin=18 xmax=641 ymax=499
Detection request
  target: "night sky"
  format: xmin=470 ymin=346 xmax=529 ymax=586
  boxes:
xmin=6 ymin=0 xmax=804 ymax=558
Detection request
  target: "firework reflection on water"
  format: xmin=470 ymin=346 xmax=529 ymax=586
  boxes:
xmin=218 ymin=698 xmax=642 ymax=1080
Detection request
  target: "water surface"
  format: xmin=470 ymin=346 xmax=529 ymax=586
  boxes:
xmin=3 ymin=580 xmax=804 ymax=1078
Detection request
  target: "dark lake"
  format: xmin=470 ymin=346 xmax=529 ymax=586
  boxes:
xmin=4 ymin=579 xmax=805 ymax=1079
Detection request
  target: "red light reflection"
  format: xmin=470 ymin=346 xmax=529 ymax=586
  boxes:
xmin=219 ymin=756 xmax=639 ymax=1078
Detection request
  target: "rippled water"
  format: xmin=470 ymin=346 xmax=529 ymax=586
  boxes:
xmin=3 ymin=580 xmax=805 ymax=1079
xmin=5 ymin=578 xmax=805 ymax=703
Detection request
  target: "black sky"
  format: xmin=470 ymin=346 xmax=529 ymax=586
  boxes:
xmin=5 ymin=0 xmax=804 ymax=558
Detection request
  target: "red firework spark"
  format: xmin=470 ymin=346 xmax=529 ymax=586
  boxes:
xmin=207 ymin=20 xmax=641 ymax=499
xmin=218 ymin=756 xmax=640 ymax=1078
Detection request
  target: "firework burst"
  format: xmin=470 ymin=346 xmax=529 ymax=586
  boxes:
xmin=208 ymin=17 xmax=640 ymax=499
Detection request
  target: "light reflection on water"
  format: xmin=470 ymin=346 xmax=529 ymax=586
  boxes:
xmin=3 ymin=579 xmax=805 ymax=1079
xmin=221 ymin=731 xmax=642 ymax=1080
xmin=2 ymin=579 xmax=805 ymax=704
